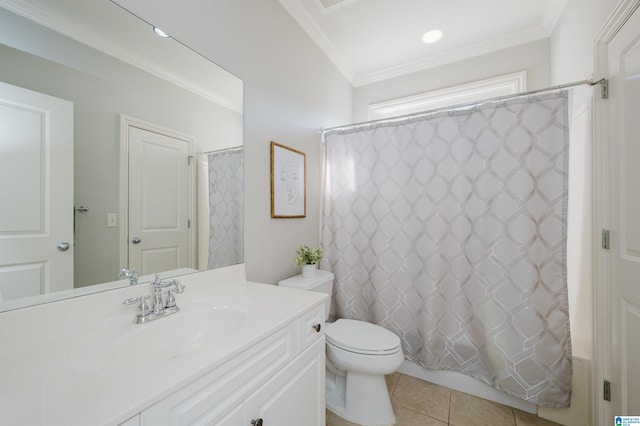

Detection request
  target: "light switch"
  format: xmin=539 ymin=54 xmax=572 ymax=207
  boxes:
xmin=107 ymin=213 xmax=118 ymax=227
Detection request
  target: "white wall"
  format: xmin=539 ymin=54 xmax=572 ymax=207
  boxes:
xmin=550 ymin=0 xmax=620 ymax=85
xmin=353 ymin=39 xmax=550 ymax=122
xmin=113 ymin=0 xmax=353 ymax=285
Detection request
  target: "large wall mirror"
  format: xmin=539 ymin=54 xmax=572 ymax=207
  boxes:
xmin=0 ymin=0 xmax=243 ymax=311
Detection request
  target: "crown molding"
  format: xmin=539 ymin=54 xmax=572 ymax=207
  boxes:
xmin=0 ymin=0 xmax=241 ymax=113
xmin=278 ymin=0 xmax=357 ymax=83
xmin=541 ymin=0 xmax=568 ymax=34
xmin=353 ymin=26 xmax=549 ymax=87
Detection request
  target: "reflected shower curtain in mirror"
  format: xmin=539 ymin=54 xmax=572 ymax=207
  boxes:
xmin=321 ymin=92 xmax=572 ymax=407
xmin=206 ymin=148 xmax=243 ymax=269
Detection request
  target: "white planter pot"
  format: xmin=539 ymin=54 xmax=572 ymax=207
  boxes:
xmin=302 ymin=264 xmax=317 ymax=278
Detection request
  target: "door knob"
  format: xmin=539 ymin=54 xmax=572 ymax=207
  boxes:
xmin=251 ymin=419 xmax=263 ymax=426
xmin=312 ymin=323 xmax=321 ymax=333
xmin=131 ymin=237 xmax=141 ymax=244
xmin=56 ymin=242 xmax=70 ymax=251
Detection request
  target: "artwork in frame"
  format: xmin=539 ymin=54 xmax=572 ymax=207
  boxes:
xmin=270 ymin=141 xmax=306 ymax=218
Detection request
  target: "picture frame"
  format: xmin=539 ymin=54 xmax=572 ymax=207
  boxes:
xmin=270 ymin=141 xmax=306 ymax=218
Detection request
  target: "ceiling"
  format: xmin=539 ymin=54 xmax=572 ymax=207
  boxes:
xmin=279 ymin=0 xmax=567 ymax=87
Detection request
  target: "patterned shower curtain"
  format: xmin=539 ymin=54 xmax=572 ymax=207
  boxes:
xmin=207 ymin=148 xmax=244 ymax=269
xmin=321 ymin=92 xmax=572 ymax=407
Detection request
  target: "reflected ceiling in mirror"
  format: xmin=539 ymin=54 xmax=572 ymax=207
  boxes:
xmin=0 ymin=0 xmax=243 ymax=312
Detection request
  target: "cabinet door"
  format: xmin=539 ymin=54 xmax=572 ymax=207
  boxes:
xmin=245 ymin=338 xmax=325 ymax=426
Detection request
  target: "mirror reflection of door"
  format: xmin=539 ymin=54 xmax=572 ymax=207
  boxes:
xmin=126 ymin=123 xmax=194 ymax=275
xmin=0 ymin=81 xmax=73 ymax=300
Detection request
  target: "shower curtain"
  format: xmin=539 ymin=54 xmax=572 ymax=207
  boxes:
xmin=206 ymin=148 xmax=244 ymax=269
xmin=321 ymin=91 xmax=572 ymax=407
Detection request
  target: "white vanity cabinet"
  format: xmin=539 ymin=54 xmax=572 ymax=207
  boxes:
xmin=138 ymin=304 xmax=326 ymax=426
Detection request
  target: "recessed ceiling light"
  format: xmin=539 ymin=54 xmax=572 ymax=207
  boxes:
xmin=152 ymin=27 xmax=171 ymax=38
xmin=422 ymin=29 xmax=443 ymax=44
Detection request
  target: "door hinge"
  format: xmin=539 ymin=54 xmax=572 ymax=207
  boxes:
xmin=188 ymin=155 xmax=194 ymax=165
xmin=604 ymin=380 xmax=611 ymax=401
xmin=188 ymin=219 xmax=191 ymax=229
xmin=602 ymin=229 xmax=610 ymax=250
xmin=601 ymin=79 xmax=609 ymax=99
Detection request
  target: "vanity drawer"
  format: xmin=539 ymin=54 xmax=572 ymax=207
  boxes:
xmin=297 ymin=304 xmax=325 ymax=352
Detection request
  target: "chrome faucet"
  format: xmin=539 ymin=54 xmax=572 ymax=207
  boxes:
xmin=122 ymin=275 xmax=185 ymax=324
xmin=150 ymin=275 xmax=186 ymax=315
xmin=118 ymin=268 xmax=138 ymax=285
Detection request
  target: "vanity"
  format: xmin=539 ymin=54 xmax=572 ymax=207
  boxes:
xmin=0 ymin=265 xmax=327 ymax=425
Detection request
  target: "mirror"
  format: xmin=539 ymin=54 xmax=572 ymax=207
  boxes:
xmin=0 ymin=0 xmax=243 ymax=311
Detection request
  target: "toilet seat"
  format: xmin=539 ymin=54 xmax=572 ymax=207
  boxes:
xmin=326 ymin=319 xmax=401 ymax=355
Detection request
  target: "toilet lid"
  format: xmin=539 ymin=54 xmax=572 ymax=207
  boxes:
xmin=325 ymin=319 xmax=401 ymax=354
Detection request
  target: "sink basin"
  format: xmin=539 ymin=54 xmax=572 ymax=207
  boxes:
xmin=109 ymin=306 xmax=247 ymax=365
xmin=66 ymin=305 xmax=248 ymax=371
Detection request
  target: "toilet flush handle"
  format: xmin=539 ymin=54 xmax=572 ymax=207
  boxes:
xmin=312 ymin=323 xmax=321 ymax=333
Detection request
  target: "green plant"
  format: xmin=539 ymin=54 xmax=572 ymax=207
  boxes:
xmin=294 ymin=245 xmax=323 ymax=266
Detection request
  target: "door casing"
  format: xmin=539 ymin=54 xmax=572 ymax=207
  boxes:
xmin=594 ymin=0 xmax=640 ymax=423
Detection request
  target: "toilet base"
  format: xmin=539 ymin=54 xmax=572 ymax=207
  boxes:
xmin=326 ymin=368 xmax=396 ymax=426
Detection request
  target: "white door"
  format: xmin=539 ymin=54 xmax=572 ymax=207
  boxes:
xmin=127 ymin=125 xmax=192 ymax=275
xmin=607 ymin=4 xmax=640 ymax=416
xmin=0 ymin=81 xmax=73 ymax=300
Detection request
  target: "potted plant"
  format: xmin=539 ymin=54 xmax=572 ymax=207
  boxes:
xmin=295 ymin=245 xmax=323 ymax=278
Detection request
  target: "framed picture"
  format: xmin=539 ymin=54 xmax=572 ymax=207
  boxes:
xmin=270 ymin=141 xmax=306 ymax=218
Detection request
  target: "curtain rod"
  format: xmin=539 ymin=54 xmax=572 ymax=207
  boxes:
xmin=201 ymin=146 xmax=243 ymax=155
xmin=321 ymin=78 xmax=607 ymax=135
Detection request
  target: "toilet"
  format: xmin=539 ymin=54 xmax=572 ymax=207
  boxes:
xmin=279 ymin=270 xmax=404 ymax=426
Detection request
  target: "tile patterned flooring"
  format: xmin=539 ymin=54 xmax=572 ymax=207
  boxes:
xmin=326 ymin=373 xmax=563 ymax=426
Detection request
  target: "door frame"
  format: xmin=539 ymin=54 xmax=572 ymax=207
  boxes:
xmin=594 ymin=0 xmax=640 ymax=423
xmin=118 ymin=115 xmax=196 ymax=271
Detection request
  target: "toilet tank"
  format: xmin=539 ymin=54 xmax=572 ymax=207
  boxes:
xmin=278 ymin=270 xmax=334 ymax=321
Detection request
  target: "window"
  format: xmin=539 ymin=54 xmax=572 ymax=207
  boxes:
xmin=368 ymin=71 xmax=527 ymax=120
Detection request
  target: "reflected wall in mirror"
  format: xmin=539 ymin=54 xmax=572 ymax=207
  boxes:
xmin=0 ymin=0 xmax=243 ymax=312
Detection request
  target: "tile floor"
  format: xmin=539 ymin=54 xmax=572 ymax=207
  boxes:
xmin=326 ymin=373 xmax=563 ymax=426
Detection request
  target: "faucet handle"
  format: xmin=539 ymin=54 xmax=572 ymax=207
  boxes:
xmin=165 ymin=288 xmax=177 ymax=309
xmin=123 ymin=295 xmax=152 ymax=324
xmin=164 ymin=280 xmax=185 ymax=309
xmin=123 ymin=295 xmax=151 ymax=314
xmin=172 ymin=280 xmax=185 ymax=294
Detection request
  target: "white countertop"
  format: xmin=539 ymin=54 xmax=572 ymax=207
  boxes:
xmin=0 ymin=265 xmax=326 ymax=425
